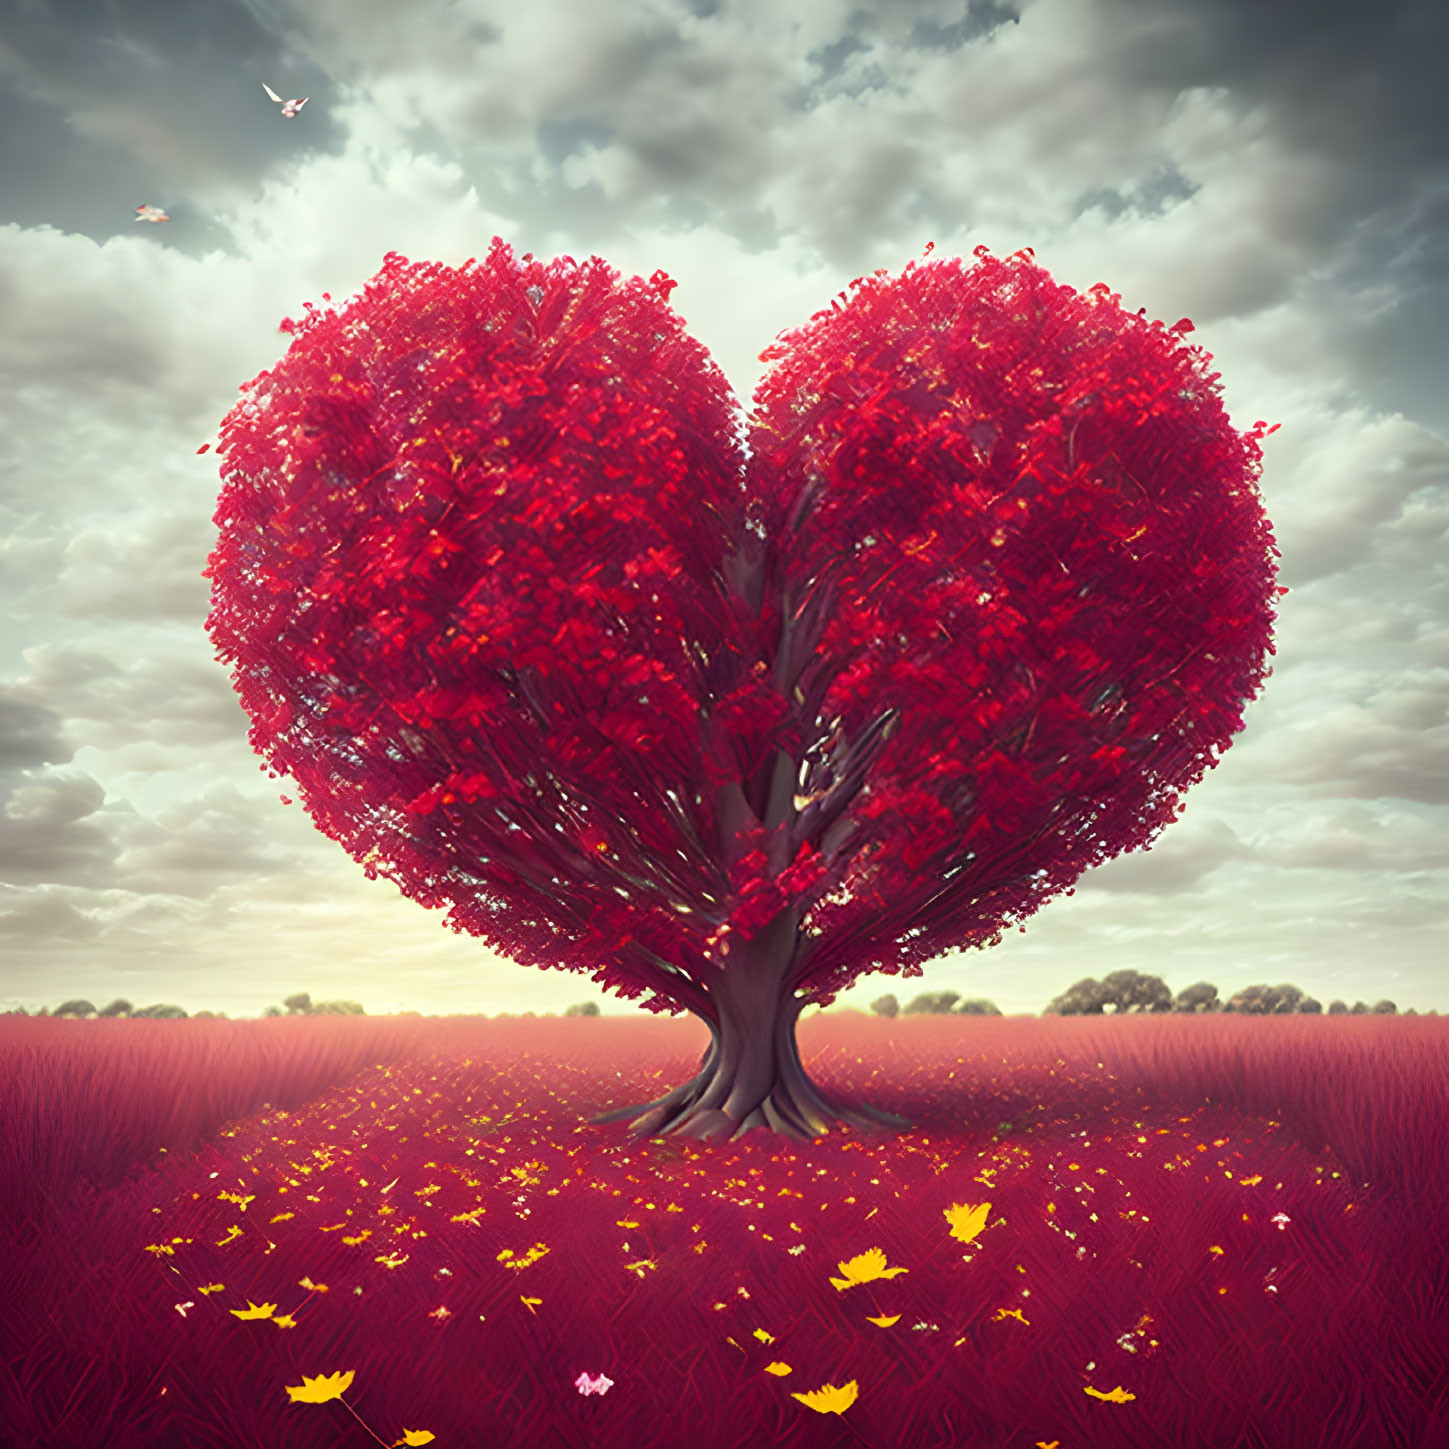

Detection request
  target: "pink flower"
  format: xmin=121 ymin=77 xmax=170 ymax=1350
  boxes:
xmin=575 ymin=1372 xmax=614 ymax=1396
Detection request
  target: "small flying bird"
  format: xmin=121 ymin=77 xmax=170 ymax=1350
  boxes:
xmin=262 ymin=83 xmax=308 ymax=118
xmin=135 ymin=204 xmax=170 ymax=223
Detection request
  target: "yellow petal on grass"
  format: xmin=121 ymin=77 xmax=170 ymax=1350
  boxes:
xmin=763 ymin=1362 xmax=792 ymax=1377
xmin=791 ymin=1380 xmax=859 ymax=1415
xmin=299 ymin=1277 xmax=329 ymax=1292
xmin=286 ymin=1370 xmax=355 ymax=1404
xmin=752 ymin=1328 xmax=775 ymax=1344
xmin=865 ymin=1313 xmax=902 ymax=1327
xmin=992 ymin=1308 xmax=1030 ymax=1326
xmin=230 ymin=1301 xmax=277 ymax=1320
xmin=197 ymin=1283 xmax=224 ymax=1295
xmin=393 ymin=1432 xmax=436 ymax=1447
xmin=828 ymin=1248 xmax=909 ymax=1291
xmin=944 ymin=1201 xmax=991 ymax=1245
xmin=216 ymin=1226 xmax=243 ymax=1246
xmin=270 ymin=1212 xmax=295 ymax=1223
xmin=273 ymin=1313 xmax=298 ymax=1330
xmin=1084 ymin=1384 xmax=1137 ymax=1403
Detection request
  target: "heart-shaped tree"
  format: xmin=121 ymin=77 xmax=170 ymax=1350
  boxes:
xmin=204 ymin=239 xmax=1282 ymax=1144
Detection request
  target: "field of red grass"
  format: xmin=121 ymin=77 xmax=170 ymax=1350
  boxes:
xmin=2 ymin=1009 xmax=1445 ymax=1449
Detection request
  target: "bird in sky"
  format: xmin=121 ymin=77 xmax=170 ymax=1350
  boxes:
xmin=262 ymin=83 xmax=308 ymax=118
xmin=135 ymin=204 xmax=170 ymax=223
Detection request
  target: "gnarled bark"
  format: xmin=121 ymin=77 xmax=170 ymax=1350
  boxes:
xmin=588 ymin=909 xmax=911 ymax=1144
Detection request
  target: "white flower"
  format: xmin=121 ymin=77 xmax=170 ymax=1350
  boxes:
xmin=575 ymin=1372 xmax=614 ymax=1396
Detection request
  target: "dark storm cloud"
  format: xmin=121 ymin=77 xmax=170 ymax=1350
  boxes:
xmin=0 ymin=0 xmax=342 ymax=247
xmin=1307 ymin=183 xmax=1449 ymax=441
xmin=1102 ymin=0 xmax=1449 ymax=184
xmin=1096 ymin=0 xmax=1449 ymax=432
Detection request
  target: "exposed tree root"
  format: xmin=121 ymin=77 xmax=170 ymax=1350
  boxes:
xmin=587 ymin=1011 xmax=912 ymax=1145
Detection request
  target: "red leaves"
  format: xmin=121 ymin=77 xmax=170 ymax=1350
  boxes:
xmin=728 ymin=839 xmax=830 ymax=936
xmin=206 ymin=240 xmax=1281 ymax=1013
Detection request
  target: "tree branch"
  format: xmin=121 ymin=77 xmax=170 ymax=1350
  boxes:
xmin=791 ymin=706 xmax=901 ymax=852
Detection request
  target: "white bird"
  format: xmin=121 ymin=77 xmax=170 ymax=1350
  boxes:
xmin=262 ymin=83 xmax=308 ymax=118
xmin=135 ymin=204 xmax=170 ymax=223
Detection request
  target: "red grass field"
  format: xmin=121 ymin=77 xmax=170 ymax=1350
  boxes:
xmin=2 ymin=1009 xmax=1445 ymax=1449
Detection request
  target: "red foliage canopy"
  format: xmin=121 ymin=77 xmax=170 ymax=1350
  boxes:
xmin=204 ymin=239 xmax=1282 ymax=1022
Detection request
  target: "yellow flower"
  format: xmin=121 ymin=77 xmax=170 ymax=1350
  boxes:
xmin=791 ymin=1380 xmax=859 ymax=1414
xmin=829 ymin=1248 xmax=908 ymax=1291
xmin=865 ymin=1313 xmax=902 ymax=1327
xmin=992 ymin=1307 xmax=1030 ymax=1326
xmin=1084 ymin=1384 xmax=1136 ymax=1403
xmin=752 ymin=1328 xmax=775 ymax=1344
xmin=299 ymin=1277 xmax=329 ymax=1292
xmin=273 ymin=1313 xmax=298 ymax=1329
xmin=231 ymin=1301 xmax=277 ymax=1320
xmin=286 ymin=1370 xmax=355 ymax=1404
xmin=197 ymin=1283 xmax=225 ymax=1295
xmin=944 ymin=1200 xmax=991 ymax=1245
xmin=763 ymin=1362 xmax=792 ymax=1377
xmin=392 ymin=1431 xmax=436 ymax=1446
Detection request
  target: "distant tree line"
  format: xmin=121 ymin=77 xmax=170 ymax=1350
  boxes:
xmin=11 ymin=993 xmax=607 ymax=1019
xmin=868 ymin=969 xmax=1430 ymax=1017
xmin=11 ymin=976 xmax=1433 ymax=1020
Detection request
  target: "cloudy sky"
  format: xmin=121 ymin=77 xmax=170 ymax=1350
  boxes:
xmin=1 ymin=0 xmax=1445 ymax=1020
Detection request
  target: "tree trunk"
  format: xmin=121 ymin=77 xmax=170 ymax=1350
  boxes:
xmin=588 ymin=910 xmax=912 ymax=1144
